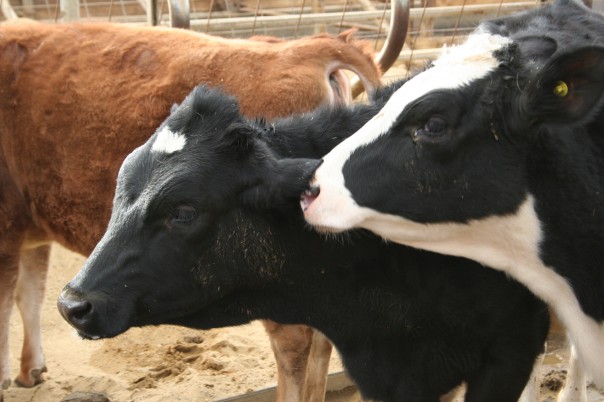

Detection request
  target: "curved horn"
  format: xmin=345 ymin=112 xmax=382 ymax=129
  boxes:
xmin=351 ymin=0 xmax=410 ymax=98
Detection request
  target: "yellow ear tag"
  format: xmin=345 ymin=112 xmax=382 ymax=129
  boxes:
xmin=553 ymin=80 xmax=569 ymax=97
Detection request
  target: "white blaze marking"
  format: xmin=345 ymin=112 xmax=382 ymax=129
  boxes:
xmin=151 ymin=126 xmax=186 ymax=154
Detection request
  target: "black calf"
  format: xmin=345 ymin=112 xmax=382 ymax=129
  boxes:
xmin=58 ymin=86 xmax=548 ymax=401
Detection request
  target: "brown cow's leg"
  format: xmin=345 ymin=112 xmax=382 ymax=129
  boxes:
xmin=0 ymin=250 xmax=20 ymax=398
xmin=303 ymin=330 xmax=333 ymax=402
xmin=0 ymin=170 xmax=30 ymax=400
xmin=14 ymin=245 xmax=50 ymax=388
xmin=263 ymin=320 xmax=314 ymax=402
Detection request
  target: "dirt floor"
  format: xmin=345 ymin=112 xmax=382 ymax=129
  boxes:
xmin=6 ymin=244 xmax=348 ymax=402
xmin=3 ymin=244 xmax=604 ymax=402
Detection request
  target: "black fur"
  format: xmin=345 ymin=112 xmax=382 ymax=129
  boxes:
xmin=59 ymin=85 xmax=548 ymax=402
xmin=335 ymin=0 xmax=604 ymax=322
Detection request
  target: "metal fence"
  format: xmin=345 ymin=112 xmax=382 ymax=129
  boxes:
xmin=0 ymin=0 xmax=546 ymax=85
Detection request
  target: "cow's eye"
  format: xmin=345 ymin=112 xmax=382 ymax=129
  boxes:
xmin=169 ymin=205 xmax=197 ymax=226
xmin=414 ymin=117 xmax=447 ymax=139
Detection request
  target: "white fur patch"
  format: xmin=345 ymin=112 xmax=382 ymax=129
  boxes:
xmin=151 ymin=126 xmax=186 ymax=154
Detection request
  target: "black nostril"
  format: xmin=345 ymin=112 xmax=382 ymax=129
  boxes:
xmin=305 ymin=185 xmax=320 ymax=198
xmin=57 ymin=288 xmax=93 ymax=326
xmin=301 ymin=185 xmax=320 ymax=212
xmin=70 ymin=299 xmax=92 ymax=320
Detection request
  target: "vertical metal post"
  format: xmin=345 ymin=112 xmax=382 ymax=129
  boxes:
xmin=167 ymin=0 xmax=190 ymax=28
xmin=1 ymin=0 xmax=19 ymax=20
xmin=60 ymin=0 xmax=80 ymax=21
xmin=22 ymin=0 xmax=35 ymax=15
xmin=312 ymin=0 xmax=325 ymax=34
xmin=147 ymin=0 xmax=158 ymax=25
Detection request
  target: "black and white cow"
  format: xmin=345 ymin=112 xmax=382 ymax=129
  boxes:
xmin=57 ymin=86 xmax=549 ymax=402
xmin=301 ymin=0 xmax=604 ymax=388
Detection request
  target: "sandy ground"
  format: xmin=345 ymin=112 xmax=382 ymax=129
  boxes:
xmin=6 ymin=244 xmax=347 ymax=402
xmin=4 ymin=243 xmax=604 ymax=402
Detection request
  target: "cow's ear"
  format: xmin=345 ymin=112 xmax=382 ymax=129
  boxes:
xmin=523 ymin=47 xmax=604 ymax=125
xmin=242 ymin=158 xmax=323 ymax=208
xmin=222 ymin=122 xmax=256 ymax=155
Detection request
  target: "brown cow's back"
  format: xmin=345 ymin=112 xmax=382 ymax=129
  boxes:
xmin=0 ymin=22 xmax=379 ymax=254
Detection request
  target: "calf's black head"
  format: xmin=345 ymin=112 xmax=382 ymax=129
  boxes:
xmin=57 ymin=86 xmax=320 ymax=339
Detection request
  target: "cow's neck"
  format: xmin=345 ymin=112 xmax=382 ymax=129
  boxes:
xmin=236 ymin=211 xmax=386 ymax=328
xmin=359 ymin=185 xmax=604 ymax=387
xmin=526 ymin=127 xmax=604 ymax=319
xmin=261 ymin=103 xmax=380 ymax=160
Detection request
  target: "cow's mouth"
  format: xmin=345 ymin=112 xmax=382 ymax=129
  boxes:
xmin=163 ymin=291 xmax=254 ymax=330
xmin=301 ymin=187 xmax=345 ymax=234
xmin=76 ymin=330 xmax=105 ymax=341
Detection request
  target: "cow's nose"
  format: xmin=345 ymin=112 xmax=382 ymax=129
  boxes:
xmin=57 ymin=287 xmax=93 ymax=329
xmin=301 ymin=185 xmax=320 ymax=211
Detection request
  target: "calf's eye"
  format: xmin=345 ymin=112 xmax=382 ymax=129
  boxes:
xmin=170 ymin=205 xmax=197 ymax=226
xmin=414 ymin=117 xmax=447 ymax=139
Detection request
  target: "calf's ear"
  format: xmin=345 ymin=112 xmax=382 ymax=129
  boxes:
xmin=242 ymin=158 xmax=323 ymax=208
xmin=523 ymin=46 xmax=604 ymax=125
xmin=275 ymin=158 xmax=324 ymax=200
xmin=221 ymin=122 xmax=256 ymax=156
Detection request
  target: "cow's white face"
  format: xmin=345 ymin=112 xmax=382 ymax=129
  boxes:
xmin=302 ymin=32 xmax=511 ymax=234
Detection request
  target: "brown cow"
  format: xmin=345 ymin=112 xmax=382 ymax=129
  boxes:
xmin=0 ymin=20 xmax=380 ymax=401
